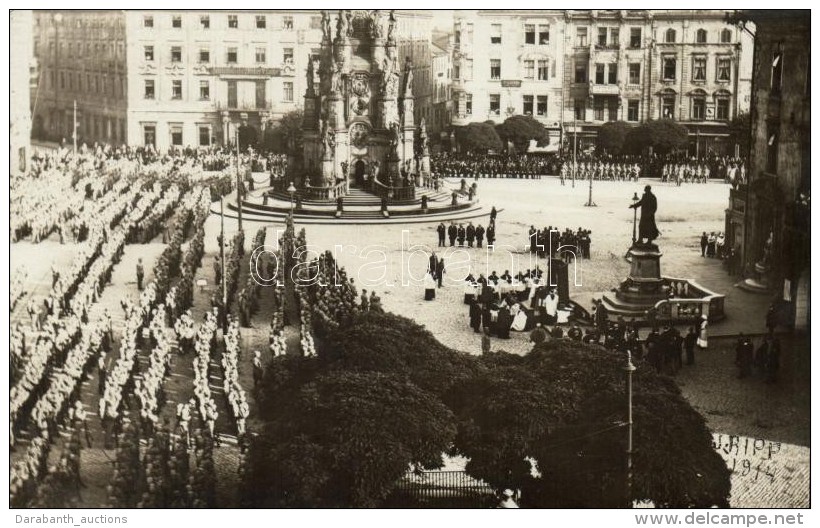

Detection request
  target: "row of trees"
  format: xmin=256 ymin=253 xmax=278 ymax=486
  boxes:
xmin=242 ymin=311 xmax=730 ymax=508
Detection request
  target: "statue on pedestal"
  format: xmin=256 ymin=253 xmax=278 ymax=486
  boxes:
xmin=629 ymin=185 xmax=660 ymax=245
xmin=336 ymin=10 xmax=349 ymax=41
xmin=370 ymin=10 xmax=384 ymax=38
xmin=321 ymin=120 xmax=335 ymax=159
xmin=306 ymin=55 xmax=315 ymax=94
xmin=321 ymin=11 xmax=332 ymax=43
xmin=419 ymin=118 xmax=429 ymax=155
xmin=386 ymin=11 xmax=396 ymax=45
xmin=330 ymin=61 xmax=344 ymax=96
xmin=404 ymin=57 xmax=414 ymax=97
xmin=389 ymin=121 xmax=402 ymax=157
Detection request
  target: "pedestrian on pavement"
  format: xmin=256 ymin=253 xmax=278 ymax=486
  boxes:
xmin=683 ymin=326 xmax=697 ymax=365
xmin=697 ymin=315 xmax=709 ymax=349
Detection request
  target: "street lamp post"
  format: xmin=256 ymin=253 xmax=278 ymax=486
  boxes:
xmin=219 ymin=197 xmax=227 ymax=333
xmin=624 ymin=350 xmax=636 ymax=508
xmin=235 ymin=128 xmax=243 ymax=232
xmin=631 ymin=192 xmax=640 ymax=245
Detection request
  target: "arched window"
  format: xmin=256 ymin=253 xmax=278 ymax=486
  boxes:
xmin=665 ymin=28 xmax=677 ymax=43
xmin=720 ymin=29 xmax=732 ymax=43
xmin=696 ymin=29 xmax=707 ymax=43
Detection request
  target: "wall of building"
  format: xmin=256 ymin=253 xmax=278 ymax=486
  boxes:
xmin=12 ymin=10 xmax=33 ymax=174
xmin=452 ymin=10 xmax=565 ymax=147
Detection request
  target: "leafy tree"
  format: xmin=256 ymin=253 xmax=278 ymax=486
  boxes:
xmin=495 ymin=115 xmax=549 ymax=153
xmin=266 ymin=110 xmax=304 ymax=154
xmin=624 ymin=119 xmax=689 ymax=156
xmin=448 ymin=340 xmax=731 ymax=508
xmin=242 ymin=368 xmax=455 ymax=507
xmin=597 ymin=121 xmax=633 ymax=155
xmin=455 ymin=122 xmax=503 ymax=153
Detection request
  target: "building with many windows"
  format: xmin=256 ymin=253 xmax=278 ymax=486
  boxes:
xmin=430 ymin=31 xmax=454 ymax=148
xmin=12 ymin=10 xmax=34 ymax=174
xmin=563 ymin=10 xmax=752 ymax=154
xmin=451 ymin=10 xmax=566 ymax=150
xmin=31 ymin=9 xmax=435 ymax=152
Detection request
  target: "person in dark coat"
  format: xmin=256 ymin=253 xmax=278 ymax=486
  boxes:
xmin=437 ymin=222 xmax=446 ymax=247
xmin=448 ymin=223 xmax=457 ymax=246
xmin=735 ymin=333 xmax=754 ymax=379
xmin=700 ymin=232 xmax=708 ymax=257
xmin=684 ymin=326 xmax=697 ymax=365
xmin=486 ymin=224 xmax=496 ymax=248
xmin=475 ymin=224 xmax=485 ymax=248
xmin=629 ymin=185 xmax=660 ymax=244
xmin=457 ymin=224 xmax=466 ymax=246
xmin=437 ymin=257 xmax=445 ymax=288
xmin=466 ymin=223 xmax=476 ymax=247
xmin=469 ymin=300 xmax=482 ymax=333
xmin=490 ymin=206 xmax=497 ymax=224
xmin=428 ymin=252 xmax=438 ymax=282
xmin=763 ymin=334 xmax=781 ymax=383
xmin=496 ymin=307 xmax=512 ymax=339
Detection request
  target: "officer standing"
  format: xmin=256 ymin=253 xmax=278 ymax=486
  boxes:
xmin=136 ymin=258 xmax=144 ymax=291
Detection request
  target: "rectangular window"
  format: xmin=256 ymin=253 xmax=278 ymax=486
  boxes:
xmin=630 ymin=28 xmax=642 ymax=48
xmin=199 ymin=126 xmax=211 ymax=146
xmin=524 ymin=60 xmax=534 ymax=79
xmin=608 ymin=99 xmax=618 ymax=121
xmin=598 ymin=27 xmax=608 ymax=47
xmin=627 ymin=100 xmax=639 ymax=121
xmin=575 ymin=62 xmax=587 ymax=83
xmin=525 ymin=24 xmax=535 ymax=45
xmin=227 ymin=80 xmax=237 ymax=107
xmin=310 ymin=16 xmax=322 ymax=30
xmin=595 ymin=63 xmax=605 ymax=84
xmin=199 ymin=48 xmax=210 ymax=63
xmin=256 ymin=47 xmax=266 ymax=64
xmin=628 ymin=63 xmax=640 ymax=85
xmin=663 ymin=56 xmax=676 ymax=81
xmin=453 ymin=63 xmax=460 ymax=80
xmin=691 ymin=98 xmax=705 ymax=120
xmin=171 ymin=80 xmax=182 ymax=100
xmin=283 ymin=47 xmax=293 ymax=63
xmin=144 ymin=79 xmax=155 ymax=99
xmin=465 ymin=93 xmax=472 ymax=114
xmin=490 ymin=24 xmax=502 ymax=44
xmin=536 ymin=95 xmax=548 ymax=116
xmin=170 ymin=124 xmax=183 ymax=146
xmin=574 ymin=101 xmax=585 ymax=121
xmin=716 ymin=98 xmax=730 ymax=120
xmin=576 ymin=27 xmax=588 ymax=47
xmin=610 ymin=28 xmax=620 ymax=47
xmin=228 ymin=15 xmax=238 ymax=29
xmin=489 ymin=93 xmax=500 ymax=114
xmin=490 ymin=59 xmax=501 ymax=80
xmin=283 ymin=81 xmax=294 ymax=102
xmin=539 ymin=25 xmax=549 ymax=44
xmin=227 ymin=47 xmax=238 ymax=64
xmin=256 ymin=15 xmax=266 ymax=29
xmin=283 ymin=16 xmax=293 ymax=30
xmin=199 ymin=80 xmax=210 ymax=100
xmin=523 ymin=95 xmax=534 ymax=115
xmin=662 ymin=96 xmax=675 ymax=119
xmin=537 ymin=60 xmax=548 ymax=80
xmin=172 ymin=15 xmax=181 ymax=28
xmin=608 ymin=64 xmax=618 ymax=84
xmin=143 ymin=16 xmax=153 ymax=28
xmin=771 ymin=48 xmax=782 ymax=94
xmin=692 ymin=56 xmax=706 ymax=81
xmin=256 ymin=80 xmax=266 ymax=108
xmin=200 ymin=15 xmax=209 ymax=29
xmin=144 ymin=45 xmax=154 ymax=61
xmin=594 ymin=99 xmax=604 ymax=121
xmin=171 ymin=46 xmax=182 ymax=63
xmin=717 ymin=57 xmax=731 ymax=82
xmin=143 ymin=124 xmax=156 ymax=146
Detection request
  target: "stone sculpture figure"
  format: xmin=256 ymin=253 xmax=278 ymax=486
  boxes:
xmin=629 ymin=185 xmax=660 ymax=244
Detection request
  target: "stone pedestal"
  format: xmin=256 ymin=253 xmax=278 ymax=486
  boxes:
xmin=740 ymin=261 xmax=773 ymax=294
xmin=601 ymin=243 xmax=669 ymax=319
xmin=321 ymin=158 xmax=335 ymax=186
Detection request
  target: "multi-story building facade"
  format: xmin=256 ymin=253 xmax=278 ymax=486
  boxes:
xmin=31 ymin=9 xmax=435 ymax=152
xmin=724 ymin=11 xmax=809 ymax=329
xmin=12 ymin=10 xmax=34 ymax=174
xmin=32 ymin=10 xmax=129 ymax=146
xmin=451 ymin=10 xmax=566 ymax=150
xmin=395 ymin=11 xmax=434 ymax=128
xmin=430 ymin=31 xmax=454 ymax=149
xmin=563 ymin=10 xmax=752 ymax=155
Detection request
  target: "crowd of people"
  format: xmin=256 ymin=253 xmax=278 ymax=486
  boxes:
xmin=529 ymin=225 xmax=592 ymax=260
xmin=237 ymin=227 xmax=267 ymax=327
xmin=431 ymin=153 xmax=558 ymax=179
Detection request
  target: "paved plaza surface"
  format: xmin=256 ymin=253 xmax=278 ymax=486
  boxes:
xmin=10 ymin=176 xmax=808 ymax=507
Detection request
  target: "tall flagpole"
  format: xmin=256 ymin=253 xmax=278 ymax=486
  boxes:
xmin=235 ymin=127 xmax=243 ymax=231
xmin=73 ymin=100 xmax=77 ymax=154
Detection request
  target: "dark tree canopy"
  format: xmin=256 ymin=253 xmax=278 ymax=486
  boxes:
xmin=455 ymin=122 xmax=503 ymax=153
xmin=244 ymin=313 xmax=730 ymax=509
xmin=266 ymin=110 xmax=304 ymax=155
xmin=597 ymin=121 xmax=633 ymax=155
xmin=625 ymin=119 xmax=689 ymax=156
xmin=496 ymin=115 xmax=550 ymax=153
